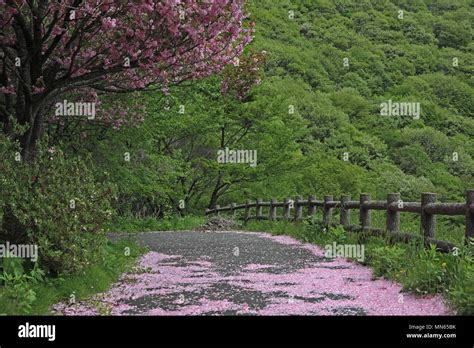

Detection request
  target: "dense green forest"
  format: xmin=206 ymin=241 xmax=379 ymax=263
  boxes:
xmin=95 ymin=0 xmax=474 ymax=215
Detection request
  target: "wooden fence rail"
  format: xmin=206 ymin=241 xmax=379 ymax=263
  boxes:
xmin=205 ymin=190 xmax=474 ymax=253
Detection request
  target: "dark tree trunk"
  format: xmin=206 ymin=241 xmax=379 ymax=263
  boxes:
xmin=19 ymin=106 xmax=45 ymax=162
xmin=208 ymin=174 xmax=224 ymax=209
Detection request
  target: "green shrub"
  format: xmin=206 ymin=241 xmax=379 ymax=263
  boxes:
xmin=302 ymin=217 xmax=349 ymax=245
xmin=449 ymin=272 xmax=474 ymax=315
xmin=0 ymin=239 xmax=143 ymax=315
xmin=402 ymin=244 xmax=451 ymax=295
xmin=0 ymin=258 xmax=45 ymax=313
xmin=328 ymin=225 xmax=349 ymax=244
xmin=302 ymin=216 xmax=328 ymax=242
xmin=368 ymin=244 xmax=407 ymax=278
xmin=0 ymin=135 xmax=115 ymax=275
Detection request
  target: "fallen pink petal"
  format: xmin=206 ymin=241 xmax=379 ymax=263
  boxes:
xmin=51 ymin=231 xmax=453 ymax=316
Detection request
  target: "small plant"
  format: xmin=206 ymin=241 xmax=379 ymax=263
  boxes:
xmin=0 ymin=259 xmax=45 ymax=313
xmin=302 ymin=217 xmax=349 ymax=245
xmin=449 ymin=271 xmax=474 ymax=315
xmin=368 ymin=245 xmax=407 ymax=279
xmin=328 ymin=225 xmax=348 ymax=244
xmin=93 ymin=299 xmax=113 ymax=316
xmin=302 ymin=216 xmax=327 ymax=243
xmin=402 ymin=244 xmax=451 ymax=295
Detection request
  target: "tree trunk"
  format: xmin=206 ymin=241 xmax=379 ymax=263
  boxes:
xmin=208 ymin=173 xmax=225 ymax=209
xmin=19 ymin=107 xmax=44 ymax=162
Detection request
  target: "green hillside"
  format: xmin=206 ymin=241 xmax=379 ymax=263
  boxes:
xmin=244 ymin=0 xmax=473 ymax=201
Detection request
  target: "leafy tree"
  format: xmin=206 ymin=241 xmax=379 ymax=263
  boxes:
xmin=0 ymin=0 xmax=251 ymax=158
xmin=434 ymin=19 xmax=472 ymax=48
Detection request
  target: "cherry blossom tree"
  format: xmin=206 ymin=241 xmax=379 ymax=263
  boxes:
xmin=0 ymin=0 xmax=252 ymax=159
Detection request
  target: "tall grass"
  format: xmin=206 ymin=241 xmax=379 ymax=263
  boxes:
xmin=105 ymin=214 xmax=205 ymax=233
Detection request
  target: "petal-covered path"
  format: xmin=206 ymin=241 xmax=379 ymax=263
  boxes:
xmin=52 ymin=231 xmax=453 ymax=315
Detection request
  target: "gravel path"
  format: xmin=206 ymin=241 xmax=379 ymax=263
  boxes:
xmin=52 ymin=230 xmax=453 ymax=315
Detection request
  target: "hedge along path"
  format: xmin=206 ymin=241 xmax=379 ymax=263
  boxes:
xmin=206 ymin=190 xmax=474 ymax=253
xmin=51 ymin=231 xmax=453 ymax=316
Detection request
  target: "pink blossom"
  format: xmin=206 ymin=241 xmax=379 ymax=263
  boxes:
xmin=51 ymin=233 xmax=453 ymax=316
xmin=1 ymin=0 xmax=251 ymax=130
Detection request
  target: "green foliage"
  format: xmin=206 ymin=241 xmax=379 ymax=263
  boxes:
xmin=434 ymin=19 xmax=472 ymax=48
xmin=449 ymin=270 xmax=474 ymax=315
xmin=368 ymin=244 xmax=408 ymax=278
xmin=0 ymin=134 xmax=115 ymax=275
xmin=0 ymin=259 xmax=45 ymax=313
xmin=105 ymin=215 xmax=205 ymax=233
xmin=302 ymin=217 xmax=349 ymax=244
xmin=0 ymin=239 xmax=142 ymax=315
xmin=242 ymin=0 xmax=474 ymax=202
xmin=59 ymin=0 xmax=473 ymax=220
xmin=402 ymin=244 xmax=473 ymax=296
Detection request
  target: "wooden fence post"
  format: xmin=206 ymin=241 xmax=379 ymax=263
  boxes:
xmin=256 ymin=198 xmax=262 ymax=220
xmin=465 ymin=190 xmax=474 ymax=245
xmin=269 ymin=198 xmax=277 ymax=221
xmin=244 ymin=200 xmax=251 ymax=222
xmin=360 ymin=194 xmax=371 ymax=230
xmin=340 ymin=194 xmax=350 ymax=226
xmin=308 ymin=195 xmax=316 ymax=216
xmin=295 ymin=196 xmax=303 ymax=221
xmin=283 ymin=198 xmax=291 ymax=220
xmin=205 ymin=188 xmax=474 ymax=251
xmin=421 ymin=193 xmax=436 ymax=238
xmin=323 ymin=195 xmax=333 ymax=226
xmin=386 ymin=193 xmax=400 ymax=233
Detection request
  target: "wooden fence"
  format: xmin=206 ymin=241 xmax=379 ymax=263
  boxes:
xmin=205 ymin=190 xmax=474 ymax=252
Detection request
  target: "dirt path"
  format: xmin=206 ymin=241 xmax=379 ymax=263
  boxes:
xmin=52 ymin=231 xmax=453 ymax=315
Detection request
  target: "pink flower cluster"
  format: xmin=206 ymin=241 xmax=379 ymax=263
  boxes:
xmin=71 ymin=1 xmax=247 ymax=86
xmin=0 ymin=0 xmax=252 ymax=127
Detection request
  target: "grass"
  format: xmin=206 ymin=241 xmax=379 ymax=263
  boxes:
xmin=105 ymin=214 xmax=205 ymax=233
xmin=240 ymin=217 xmax=474 ymax=315
xmin=0 ymin=237 xmax=144 ymax=315
xmin=233 ymin=205 xmax=466 ymax=245
xmin=368 ymin=210 xmax=465 ymax=245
